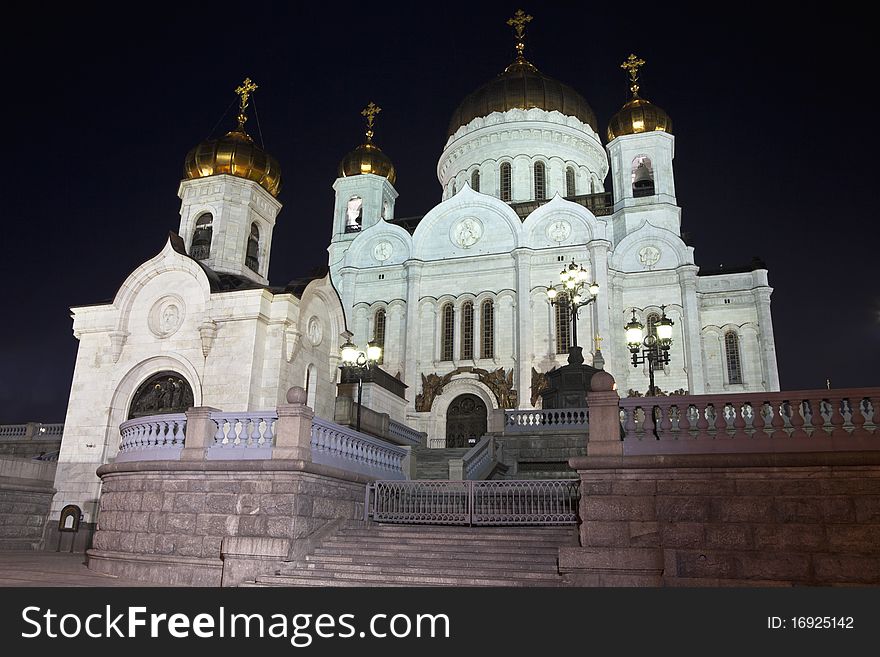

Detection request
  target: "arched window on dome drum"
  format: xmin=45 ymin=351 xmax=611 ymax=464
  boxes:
xmin=461 ymin=302 xmax=474 ymax=360
xmin=373 ymin=309 xmax=386 ymax=364
xmin=555 ymin=301 xmax=570 ymax=355
xmin=500 ymin=163 xmax=512 ymax=202
xmin=245 ymin=223 xmax=260 ymax=272
xmin=534 ymin=161 xmax=546 ymax=201
xmin=481 ymin=300 xmax=494 ymax=359
xmin=191 ymin=213 xmax=213 ymax=261
xmin=565 ymin=167 xmax=576 ymax=197
xmin=471 ymin=170 xmax=480 ymax=193
xmin=632 ymin=155 xmax=655 ymax=197
xmin=725 ymin=331 xmax=743 ymax=385
xmin=441 ymin=303 xmax=455 ymax=361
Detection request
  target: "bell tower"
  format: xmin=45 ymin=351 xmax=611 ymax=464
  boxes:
xmin=178 ymin=77 xmax=282 ymax=285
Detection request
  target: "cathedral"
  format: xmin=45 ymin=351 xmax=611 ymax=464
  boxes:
xmin=51 ymin=12 xmax=779 ymax=523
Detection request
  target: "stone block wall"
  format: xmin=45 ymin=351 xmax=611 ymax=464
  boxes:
xmin=0 ymin=457 xmax=57 ymax=550
xmin=497 ymin=432 xmax=586 ymax=478
xmin=560 ymin=452 xmax=880 ymax=586
xmin=87 ymin=460 xmax=368 ymax=586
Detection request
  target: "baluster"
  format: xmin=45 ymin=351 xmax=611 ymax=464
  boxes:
xmin=249 ymin=416 xmax=261 ymax=447
xmin=770 ymin=402 xmax=787 ymax=439
xmin=657 ymin=401 xmax=674 ymax=440
xmin=788 ymin=398 xmax=807 ymax=439
xmin=264 ymin=417 xmax=275 ymax=444
xmin=677 ymin=404 xmax=692 ymax=438
xmin=692 ymin=402 xmax=710 ymax=440
xmin=828 ymin=395 xmax=848 ymax=439
xmin=870 ymin=396 xmax=880 ymax=435
xmin=732 ymin=404 xmax=748 ymax=440
xmin=639 ymin=405 xmax=654 ymax=439
xmin=751 ymin=402 xmax=768 ymax=439
xmin=850 ymin=397 xmax=870 ymax=438
xmin=713 ymin=404 xmax=728 ymax=437
xmin=175 ymin=419 xmax=187 ymax=446
xmin=620 ymin=406 xmax=635 ymax=440
xmin=808 ymin=397 xmax=827 ymax=437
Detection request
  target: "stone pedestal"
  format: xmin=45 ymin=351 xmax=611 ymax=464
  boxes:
xmin=181 ymin=406 xmax=220 ymax=460
xmin=585 ymin=371 xmax=623 ymax=457
xmin=541 ymin=347 xmax=600 ymax=409
xmin=273 ymin=387 xmax=314 ymax=461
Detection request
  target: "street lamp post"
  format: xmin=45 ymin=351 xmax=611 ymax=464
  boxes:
xmin=546 ymin=260 xmax=599 ymax=363
xmin=339 ymin=339 xmax=383 ymax=433
xmin=624 ymin=305 xmax=674 ymax=396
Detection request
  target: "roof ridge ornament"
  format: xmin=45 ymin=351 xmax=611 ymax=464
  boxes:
xmin=234 ymin=77 xmax=258 ymax=134
xmin=620 ymin=54 xmax=646 ymax=98
xmin=361 ymin=102 xmax=382 ymax=143
xmin=506 ymin=9 xmax=533 ymax=65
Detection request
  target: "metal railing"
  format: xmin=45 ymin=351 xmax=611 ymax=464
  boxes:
xmin=618 ymin=388 xmax=880 ymax=455
xmin=504 ymin=408 xmax=589 ymax=433
xmin=312 ymin=417 xmax=408 ymax=480
xmin=366 ymin=479 xmax=579 ymax=525
xmin=118 ymin=413 xmax=186 ymax=460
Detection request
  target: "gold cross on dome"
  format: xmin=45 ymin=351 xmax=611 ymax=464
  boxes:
xmin=234 ymin=77 xmax=258 ymax=131
xmin=361 ymin=102 xmax=382 ymax=141
xmin=507 ymin=9 xmax=533 ymax=62
xmin=621 ymin=54 xmax=646 ymax=96
xmin=594 ymin=334 xmax=604 ymax=352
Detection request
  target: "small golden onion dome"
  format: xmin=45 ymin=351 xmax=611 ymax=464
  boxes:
xmin=184 ymin=129 xmax=282 ymax=197
xmin=448 ymin=61 xmax=598 ymax=136
xmin=338 ymin=141 xmax=397 ymax=185
xmin=606 ymin=95 xmax=672 ymax=142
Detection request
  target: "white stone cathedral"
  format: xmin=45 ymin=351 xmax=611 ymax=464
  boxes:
xmin=51 ymin=21 xmax=779 ymax=522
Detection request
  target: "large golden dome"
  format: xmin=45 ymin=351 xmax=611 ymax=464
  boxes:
xmin=448 ymin=60 xmax=597 ymax=137
xmin=183 ymin=77 xmax=282 ymax=197
xmin=184 ymin=129 xmax=282 ymax=197
xmin=607 ymin=54 xmax=672 ymax=142
xmin=338 ymin=142 xmax=397 ymax=185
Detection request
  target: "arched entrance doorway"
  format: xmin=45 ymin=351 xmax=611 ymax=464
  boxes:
xmin=128 ymin=371 xmax=194 ymax=419
xmin=445 ymin=394 xmax=487 ymax=448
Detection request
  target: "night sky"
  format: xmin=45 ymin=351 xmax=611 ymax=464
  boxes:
xmin=2 ymin=2 xmax=877 ymax=423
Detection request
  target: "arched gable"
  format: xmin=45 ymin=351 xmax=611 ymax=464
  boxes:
xmin=342 ymin=220 xmax=413 ymax=268
xmin=610 ymin=221 xmax=693 ymax=272
xmin=521 ymin=193 xmax=606 ymax=249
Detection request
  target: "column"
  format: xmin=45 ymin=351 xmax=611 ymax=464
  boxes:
xmin=589 ymin=241 xmax=612 ymax=365
xmin=403 ymin=261 xmax=422 ymax=404
xmin=754 ymin=288 xmax=780 ymax=391
xmin=678 ymin=266 xmax=706 ymax=394
xmin=513 ymin=250 xmax=532 ymax=408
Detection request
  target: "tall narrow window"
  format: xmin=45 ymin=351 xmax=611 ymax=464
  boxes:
xmin=191 ymin=213 xmax=213 ymax=260
xmin=481 ymin=299 xmax=494 ymax=359
xmin=461 ymin=302 xmax=474 ymax=360
xmin=555 ymin=301 xmax=571 ymax=354
xmin=374 ymin=309 xmax=386 ymax=364
xmin=500 ymin=162 xmax=512 ymax=201
xmin=565 ymin=167 xmax=576 ymax=197
xmin=471 ymin=169 xmax=480 ymax=192
xmin=441 ymin=303 xmax=454 ymax=361
xmin=305 ymin=363 xmax=317 ymax=409
xmin=725 ymin=331 xmax=743 ymax=384
xmin=345 ymin=196 xmax=363 ymax=231
xmin=451 ymin=180 xmax=457 ymax=195
xmin=245 ymin=222 xmax=260 ymax=272
xmin=534 ymin=161 xmax=546 ymax=200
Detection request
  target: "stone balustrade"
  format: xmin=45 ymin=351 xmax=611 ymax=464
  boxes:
xmin=503 ymin=408 xmax=589 ymax=433
xmin=208 ymin=411 xmax=277 ymax=460
xmin=449 ymin=435 xmax=502 ymax=480
xmin=310 ymin=417 xmax=408 ymax=480
xmin=387 ymin=418 xmax=426 ymax=446
xmin=617 ymin=388 xmax=879 ymax=455
xmin=117 ymin=413 xmax=186 ymax=462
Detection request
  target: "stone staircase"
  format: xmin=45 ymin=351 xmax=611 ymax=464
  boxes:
xmin=248 ymin=522 xmax=577 ymax=587
xmin=412 ymin=446 xmax=470 ymax=480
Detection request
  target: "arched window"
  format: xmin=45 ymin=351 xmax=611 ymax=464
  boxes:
xmin=345 ymin=196 xmax=363 ymax=231
xmin=441 ymin=303 xmax=455 ymax=361
xmin=373 ymin=309 xmax=386 ymax=364
xmin=534 ymin=161 xmax=546 ymax=201
xmin=632 ymin=155 xmax=655 ymax=197
xmin=500 ymin=162 xmax=512 ymax=201
xmin=471 ymin=169 xmax=480 ymax=192
xmin=565 ymin=167 xmax=576 ymax=197
xmin=481 ymin=300 xmax=494 ymax=359
xmin=191 ymin=213 xmax=213 ymax=260
xmin=590 ymin=177 xmax=596 ymax=194
xmin=461 ymin=302 xmax=474 ymax=360
xmin=555 ymin=301 xmax=571 ymax=355
xmin=304 ymin=363 xmax=318 ymax=409
xmin=725 ymin=331 xmax=743 ymax=384
xmin=245 ymin=222 xmax=260 ymax=272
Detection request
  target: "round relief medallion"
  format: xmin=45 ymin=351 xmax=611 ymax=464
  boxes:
xmin=306 ymin=316 xmax=323 ymax=346
xmin=373 ymin=241 xmax=393 ymax=262
xmin=148 ymin=295 xmax=185 ymax=339
xmin=638 ymin=245 xmax=661 ymax=268
xmin=451 ymin=217 xmax=483 ymax=248
xmin=547 ymin=220 xmax=571 ymax=243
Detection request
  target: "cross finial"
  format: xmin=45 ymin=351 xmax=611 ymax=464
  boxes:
xmin=621 ymin=53 xmax=646 ymax=97
xmin=234 ymin=77 xmax=259 ymax=132
xmin=506 ymin=9 xmax=533 ymax=63
xmin=361 ymin=102 xmax=382 ymax=142
xmin=594 ymin=334 xmax=604 ymax=352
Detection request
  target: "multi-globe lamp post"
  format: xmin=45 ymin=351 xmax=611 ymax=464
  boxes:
xmin=547 ymin=260 xmax=599 ymax=361
xmin=339 ymin=338 xmax=382 ymax=433
xmin=624 ymin=305 xmax=674 ymax=396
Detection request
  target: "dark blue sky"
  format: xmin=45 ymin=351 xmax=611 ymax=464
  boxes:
xmin=2 ymin=2 xmax=877 ymax=422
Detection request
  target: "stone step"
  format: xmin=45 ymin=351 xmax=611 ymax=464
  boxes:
xmin=311 ymin=547 xmax=559 ymax=562
xmin=255 ymin=570 xmax=563 ymax=587
xmin=284 ymin=562 xmax=561 ymax=580
xmin=323 ymin=537 xmax=568 ymax=551
xmin=301 ymin=553 xmax=559 ymax=569
xmin=341 ymin=525 xmax=577 ymax=540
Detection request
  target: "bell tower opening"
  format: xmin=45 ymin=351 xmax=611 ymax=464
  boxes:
xmin=632 ymin=155 xmax=655 ymax=197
